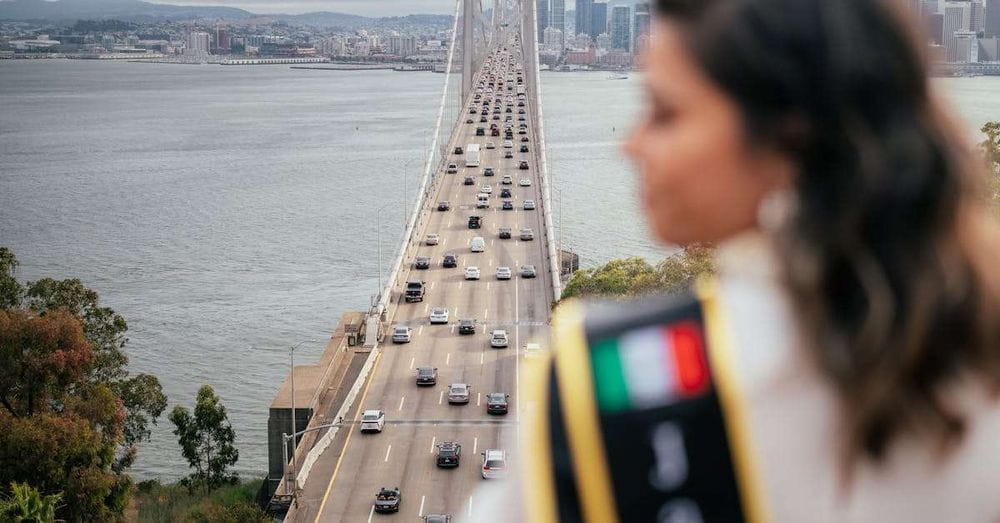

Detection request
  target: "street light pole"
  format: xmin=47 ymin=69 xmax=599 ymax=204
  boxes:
xmin=375 ymin=202 xmax=394 ymax=310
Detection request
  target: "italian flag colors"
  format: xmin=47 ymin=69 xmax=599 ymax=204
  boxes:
xmin=590 ymin=321 xmax=710 ymax=413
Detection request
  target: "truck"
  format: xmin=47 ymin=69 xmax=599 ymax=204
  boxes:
xmin=404 ymin=281 xmax=426 ymax=303
xmin=465 ymin=143 xmax=481 ymax=167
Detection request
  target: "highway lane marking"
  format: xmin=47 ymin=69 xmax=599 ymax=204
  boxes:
xmin=459 ymin=281 xmax=464 ymax=289
xmin=368 ymin=505 xmax=374 ymax=523
xmin=480 ymin=352 xmax=484 ymax=365
xmin=429 ymin=282 xmax=436 ymax=290
xmin=419 ymin=495 xmax=426 ymax=517
xmin=418 ymin=325 xmax=424 ymax=335
xmin=469 ymin=496 xmax=474 ymax=517
xmin=477 ymin=393 xmax=481 ymax=406
xmin=446 ymin=353 xmax=451 ymax=366
xmin=424 ymin=303 xmax=429 ymax=313
xmin=450 ymin=325 xmax=456 ymax=334
xmin=398 ymin=396 xmax=405 ymax=411
xmin=489 ymin=259 xmax=493 ymax=267
xmin=384 ymin=444 xmax=392 ymax=462
xmin=430 ymin=437 xmax=437 ymax=454
xmin=409 ymin=357 xmax=414 ymax=370
xmin=438 ymin=391 xmax=444 ymax=405
xmin=515 ymin=274 xmax=521 ymax=437
xmin=473 ymin=436 xmax=478 ymax=454
xmin=313 ymin=351 xmax=383 ymax=522
xmin=484 ymin=308 xmax=489 ymax=319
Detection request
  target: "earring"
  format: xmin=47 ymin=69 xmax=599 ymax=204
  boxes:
xmin=757 ymin=189 xmax=796 ymax=233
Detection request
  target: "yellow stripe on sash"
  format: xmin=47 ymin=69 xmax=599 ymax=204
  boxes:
xmin=522 ymin=352 xmax=558 ymax=523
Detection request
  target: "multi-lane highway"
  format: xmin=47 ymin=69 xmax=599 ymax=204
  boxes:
xmin=290 ymin=16 xmax=554 ymax=522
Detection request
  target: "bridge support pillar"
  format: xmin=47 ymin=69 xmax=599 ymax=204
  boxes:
xmin=462 ymin=0 xmax=475 ymax=102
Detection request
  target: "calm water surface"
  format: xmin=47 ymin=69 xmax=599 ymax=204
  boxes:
xmin=1 ymin=60 xmax=998 ymax=479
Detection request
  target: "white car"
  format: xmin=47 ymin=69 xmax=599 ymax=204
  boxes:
xmin=481 ymin=448 xmax=507 ymax=479
xmin=523 ymin=342 xmax=544 ymax=357
xmin=485 ymin=141 xmax=496 ymax=149
xmin=448 ymin=383 xmax=471 ymax=404
xmin=430 ymin=307 xmax=450 ymax=324
xmin=465 ymin=266 xmax=481 ymax=280
xmin=503 ymin=140 xmax=513 ymax=149
xmin=360 ymin=409 xmax=385 ymax=433
xmin=496 ymin=266 xmax=512 ymax=280
xmin=446 ymin=164 xmax=459 ymax=174
xmin=520 ymin=227 xmax=534 ymax=241
xmin=480 ymin=184 xmax=493 ymax=194
xmin=490 ymin=329 xmax=509 ymax=348
xmin=470 ymin=236 xmax=486 ymax=252
xmin=519 ymin=178 xmax=531 ymax=187
xmin=501 ymin=175 xmax=513 ymax=185
xmin=523 ymin=199 xmax=535 ymax=210
xmin=392 ymin=325 xmax=412 ymax=343
xmin=425 ymin=233 xmax=440 ymax=246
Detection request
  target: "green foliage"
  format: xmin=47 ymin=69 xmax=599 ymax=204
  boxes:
xmin=0 ymin=248 xmax=23 ymax=311
xmin=982 ymin=121 xmax=1000 ymax=176
xmin=560 ymin=246 xmax=715 ymax=301
xmin=0 ymin=481 xmax=62 ymax=523
xmin=133 ymin=478 xmax=266 ymax=523
xmin=169 ymin=385 xmax=240 ymax=493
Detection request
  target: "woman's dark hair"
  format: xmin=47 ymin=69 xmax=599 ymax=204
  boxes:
xmin=655 ymin=0 xmax=1000 ymax=470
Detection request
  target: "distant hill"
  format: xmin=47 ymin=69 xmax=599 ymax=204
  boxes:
xmin=0 ymin=0 xmax=453 ymax=27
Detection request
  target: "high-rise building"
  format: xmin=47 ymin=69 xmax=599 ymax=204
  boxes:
xmin=972 ymin=0 xmax=987 ymax=31
xmin=954 ymin=30 xmax=978 ymax=60
xmin=187 ymin=31 xmax=210 ymax=54
xmin=544 ymin=27 xmax=564 ymax=47
xmin=943 ymin=2 xmax=969 ymax=61
xmin=591 ymin=3 xmax=608 ymax=41
xmin=986 ymin=0 xmax=1000 ymax=36
xmin=537 ymin=0 xmax=549 ymax=42
xmin=979 ymin=35 xmax=1000 ymax=59
xmin=634 ymin=2 xmax=651 ymax=54
xmin=551 ymin=0 xmax=566 ymax=47
xmin=611 ymin=5 xmax=631 ymax=51
xmin=595 ymin=32 xmax=611 ymax=50
xmin=576 ymin=0 xmax=594 ymax=37
xmin=927 ymin=12 xmax=945 ymax=44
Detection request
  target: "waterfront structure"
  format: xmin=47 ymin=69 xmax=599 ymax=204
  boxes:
xmin=955 ymin=30 xmax=978 ymax=61
xmin=634 ymin=2 xmax=651 ymax=54
xmin=591 ymin=2 xmax=608 ymax=42
xmin=186 ymin=31 xmax=210 ymax=54
xmin=543 ymin=26 xmax=564 ymax=47
xmin=611 ymin=5 xmax=631 ymax=52
xmin=980 ymin=36 xmax=1000 ymax=60
xmin=595 ymin=32 xmax=611 ymax=50
xmin=576 ymin=0 xmax=593 ymax=37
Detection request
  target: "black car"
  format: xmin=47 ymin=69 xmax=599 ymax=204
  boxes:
xmin=416 ymin=366 xmax=438 ymax=386
xmin=499 ymin=227 xmax=512 ymax=239
xmin=500 ymin=188 xmax=512 ymax=198
xmin=454 ymin=146 xmax=463 ymax=154
xmin=468 ymin=215 xmax=482 ymax=229
xmin=518 ymin=161 xmax=529 ymax=170
xmin=464 ymin=176 xmax=474 ymax=185
xmin=483 ymin=167 xmax=495 ymax=176
xmin=480 ymin=116 xmax=488 ymax=123
xmin=486 ymin=392 xmax=509 ymax=415
xmin=466 ymin=118 xmax=474 ymax=124
xmin=374 ymin=487 xmax=401 ymax=513
xmin=436 ymin=441 xmax=461 ymax=467
xmin=520 ymin=145 xmax=529 ymax=153
xmin=458 ymin=318 xmax=477 ymax=334
xmin=501 ymin=200 xmax=514 ymax=211
xmin=443 ymin=254 xmax=458 ymax=268
xmin=476 ymin=127 xmax=485 ymax=136
xmin=437 ymin=201 xmax=450 ymax=211
xmin=414 ymin=256 xmax=430 ymax=270
xmin=521 ymin=136 xmax=529 ymax=142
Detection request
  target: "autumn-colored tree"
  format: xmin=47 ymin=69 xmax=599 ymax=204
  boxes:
xmin=560 ymin=246 xmax=715 ymax=301
xmin=169 ymin=385 xmax=240 ymax=493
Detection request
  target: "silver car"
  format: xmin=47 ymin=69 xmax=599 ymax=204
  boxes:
xmin=496 ymin=266 xmax=512 ymax=280
xmin=447 ymin=383 xmax=471 ymax=404
xmin=392 ymin=325 xmax=412 ymax=343
xmin=430 ymin=307 xmax=450 ymax=324
xmin=520 ymin=227 xmax=534 ymax=241
xmin=521 ymin=265 xmax=537 ymax=278
xmin=522 ymin=199 xmax=536 ymax=210
xmin=425 ymin=233 xmax=440 ymax=245
xmin=491 ymin=329 xmax=509 ymax=348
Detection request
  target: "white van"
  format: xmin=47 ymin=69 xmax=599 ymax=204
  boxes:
xmin=470 ymin=236 xmax=486 ymax=252
xmin=477 ymin=193 xmax=490 ymax=208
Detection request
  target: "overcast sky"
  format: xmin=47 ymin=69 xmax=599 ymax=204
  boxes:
xmin=142 ymin=0 xmax=589 ymax=16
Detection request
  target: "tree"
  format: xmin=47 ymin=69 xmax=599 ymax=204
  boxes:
xmin=0 ymin=248 xmax=23 ymax=310
xmin=169 ymin=385 xmax=239 ymax=493
xmin=982 ymin=121 xmax=1000 ymax=176
xmin=0 ymin=481 xmax=62 ymax=523
xmin=560 ymin=246 xmax=715 ymax=301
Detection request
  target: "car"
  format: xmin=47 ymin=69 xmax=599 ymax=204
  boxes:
xmin=498 ymin=226 xmax=512 ymax=239
xmin=501 ymin=175 xmax=513 ymax=185
xmin=476 ymin=127 xmax=485 ymax=136
xmin=464 ymin=176 xmax=474 ymax=185
xmin=392 ymin=325 xmax=412 ymax=343
xmin=492 ymin=114 xmax=501 ymax=121
xmin=485 ymin=141 xmax=496 ymax=149
xmin=416 ymin=366 xmax=438 ymax=386
xmin=519 ymin=178 xmax=532 ymax=186
xmin=518 ymin=100 xmax=525 ymax=106
xmin=523 ymin=199 xmax=536 ymax=210
xmin=465 ymin=266 xmax=481 ymax=280
xmin=454 ymin=146 xmax=463 ymax=154
xmin=448 ymin=383 xmax=471 ymax=404
xmin=520 ymin=227 xmax=534 ymax=241
xmin=437 ymin=201 xmax=451 ymax=211
xmin=430 ymin=307 xmax=450 ymax=324
xmin=458 ymin=318 xmax=477 ymax=334
xmin=414 ymin=256 xmax=430 ymax=269
xmin=518 ymin=161 xmax=529 ymax=170
xmin=468 ymin=215 xmax=481 ymax=229
xmin=498 ymin=200 xmax=512 ymax=211
xmin=521 ymin=136 xmax=529 ymax=142
xmin=405 ymin=280 xmax=426 ymax=302
xmin=486 ymin=392 xmax=509 ymax=415
xmin=491 ymin=128 xmax=500 ymax=137
xmin=374 ymin=487 xmax=401 ymax=513
xmin=481 ymin=449 xmax=507 ymax=479
xmin=496 ymin=266 xmax=512 ymax=279
xmin=422 ymin=515 xmax=453 ymax=523
xmin=480 ymin=115 xmax=488 ymax=123
xmin=360 ymin=410 xmax=385 ymax=433
xmin=518 ymin=115 xmax=526 ymax=122
xmin=483 ymin=167 xmax=495 ymax=176
xmin=480 ymin=184 xmax=493 ymax=194
xmin=470 ymin=107 xmax=477 ymax=114
xmin=521 ymin=265 xmax=537 ymax=278
xmin=504 ymin=150 xmax=513 ymax=159
xmin=470 ymin=236 xmax=486 ymax=252
xmin=466 ymin=118 xmax=474 ymax=124
xmin=443 ymin=253 xmax=458 ymax=268
xmin=503 ymin=140 xmax=513 ymax=148
xmin=491 ymin=329 xmax=509 ymax=348
xmin=446 ymin=164 xmax=458 ymax=174
xmin=523 ymin=342 xmax=544 ymax=357
xmin=520 ymin=145 xmax=529 ymax=152
xmin=518 ymin=108 xmax=525 ymax=114
xmin=436 ymin=441 xmax=462 ymax=467
xmin=500 ymin=188 xmax=512 ymax=198
xmin=425 ymin=234 xmax=440 ymax=246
